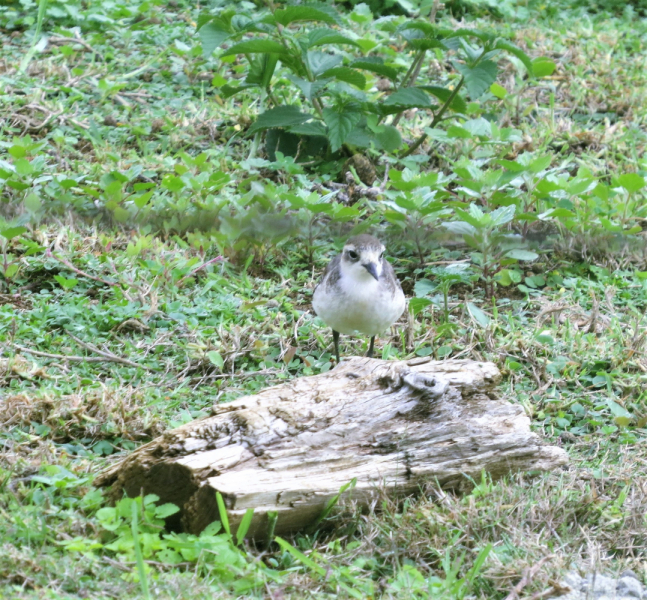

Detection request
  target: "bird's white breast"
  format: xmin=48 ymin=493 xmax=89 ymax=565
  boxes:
xmin=313 ymin=273 xmax=405 ymax=336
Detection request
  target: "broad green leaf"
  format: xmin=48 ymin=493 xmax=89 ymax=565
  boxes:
xmin=420 ymin=85 xmax=467 ymax=113
xmin=3 ymin=264 xmax=19 ymax=279
xmin=248 ymin=106 xmax=313 ymax=134
xmin=414 ymin=279 xmax=436 ymax=297
xmin=528 ymin=155 xmax=552 ymax=173
xmin=494 ymin=39 xmax=533 ymax=73
xmin=618 ymin=173 xmax=645 ymax=193
xmin=24 ymin=193 xmax=41 ymax=212
xmin=308 ymin=50 xmax=343 ymax=76
xmin=155 ymin=503 xmax=180 ymax=519
xmin=447 ymin=125 xmax=472 ymax=139
xmin=286 ymin=75 xmax=327 ymax=101
xmin=198 ymin=22 xmax=230 ymax=57
xmin=490 ymin=82 xmax=507 ymax=99
xmin=207 ymin=351 xmax=224 ymax=369
xmin=0 ymin=226 xmax=28 ymax=240
xmin=246 ymin=53 xmax=279 ymax=89
xmin=454 ymin=60 xmax=498 ymax=98
xmin=374 ymin=125 xmax=402 ymax=152
xmin=288 ymin=121 xmax=327 ymax=137
xmin=409 ymin=297 xmax=432 ymax=316
xmin=505 ymin=249 xmax=538 ymax=261
xmin=599 ymin=217 xmax=622 ymax=232
xmin=382 ymin=87 xmax=433 ymax=109
xmin=321 ymin=67 xmax=365 ymax=89
xmin=221 ymin=39 xmax=289 ymax=57
xmin=497 ymin=159 xmax=525 ymax=172
xmin=490 ymin=204 xmax=516 ymax=226
xmin=274 ymin=6 xmax=337 ymax=26
xmin=467 ymin=302 xmax=490 ymax=327
xmin=444 ymin=221 xmax=476 ymax=235
xmin=531 ymin=57 xmax=556 ymax=77
xmin=307 ymin=28 xmax=360 ymax=48
xmin=607 ymin=399 xmax=632 ymax=422
xmin=323 ymin=108 xmax=361 ymax=152
xmin=351 ymin=58 xmax=399 ymax=81
xmin=496 ymin=268 xmax=522 ymax=286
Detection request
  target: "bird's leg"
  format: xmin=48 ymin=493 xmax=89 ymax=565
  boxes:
xmin=333 ymin=330 xmax=340 ymax=364
xmin=367 ymin=336 xmax=375 ymax=358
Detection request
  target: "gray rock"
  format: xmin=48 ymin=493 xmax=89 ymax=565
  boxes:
xmin=558 ymin=570 xmax=645 ymax=600
xmin=617 ymin=575 xmax=643 ymax=599
xmin=584 ymin=573 xmax=619 ymax=595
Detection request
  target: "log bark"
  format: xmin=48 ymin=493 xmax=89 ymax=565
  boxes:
xmin=96 ymin=357 xmax=568 ymax=539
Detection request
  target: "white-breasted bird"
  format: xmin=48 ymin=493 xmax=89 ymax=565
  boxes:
xmin=312 ymin=234 xmax=406 ymax=363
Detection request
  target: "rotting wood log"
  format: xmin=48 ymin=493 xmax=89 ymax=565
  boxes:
xmin=96 ymin=357 xmax=568 ymax=539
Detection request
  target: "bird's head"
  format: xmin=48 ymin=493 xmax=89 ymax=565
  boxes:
xmin=340 ymin=234 xmax=385 ymax=282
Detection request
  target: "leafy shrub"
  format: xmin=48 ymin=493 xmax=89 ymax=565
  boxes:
xmin=198 ymin=3 xmax=543 ymax=158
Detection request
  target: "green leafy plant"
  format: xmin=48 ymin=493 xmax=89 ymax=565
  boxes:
xmin=197 ymin=3 xmax=541 ymax=158
xmin=446 ymin=203 xmax=538 ymax=298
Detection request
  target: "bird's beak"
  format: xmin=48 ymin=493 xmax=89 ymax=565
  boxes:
xmin=363 ymin=262 xmax=379 ymax=281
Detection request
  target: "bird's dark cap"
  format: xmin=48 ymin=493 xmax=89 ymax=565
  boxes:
xmin=344 ymin=234 xmax=384 ymax=252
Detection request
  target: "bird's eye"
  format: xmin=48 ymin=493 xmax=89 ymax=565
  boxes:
xmin=348 ymin=250 xmax=359 ymax=260
xmin=379 ymin=252 xmax=385 ymax=260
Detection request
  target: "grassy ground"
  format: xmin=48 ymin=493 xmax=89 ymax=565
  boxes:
xmin=1 ymin=0 xmax=647 ymax=598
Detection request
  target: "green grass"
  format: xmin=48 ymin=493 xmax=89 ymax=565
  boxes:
xmin=1 ymin=0 xmax=647 ymax=598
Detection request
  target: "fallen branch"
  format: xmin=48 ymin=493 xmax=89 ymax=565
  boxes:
xmin=97 ymin=357 xmax=568 ymax=539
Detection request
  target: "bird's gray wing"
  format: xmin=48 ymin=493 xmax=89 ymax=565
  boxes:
xmin=381 ymin=259 xmax=403 ymax=294
xmin=315 ymin=254 xmax=342 ymax=292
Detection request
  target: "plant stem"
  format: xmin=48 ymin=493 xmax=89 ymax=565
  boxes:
xmin=400 ymin=76 xmax=465 ymax=158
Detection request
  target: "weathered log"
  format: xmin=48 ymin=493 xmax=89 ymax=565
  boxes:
xmin=96 ymin=357 xmax=568 ymax=539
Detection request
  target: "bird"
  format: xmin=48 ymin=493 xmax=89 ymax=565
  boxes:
xmin=312 ymin=234 xmax=406 ymax=363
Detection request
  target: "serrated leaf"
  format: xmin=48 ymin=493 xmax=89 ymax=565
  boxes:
xmin=455 ymin=60 xmax=498 ymax=99
xmin=308 ymin=28 xmax=360 ymax=48
xmin=198 ymin=21 xmax=231 ymax=57
xmin=382 ymin=87 xmax=433 ymax=110
xmin=321 ymin=67 xmax=365 ymax=89
xmin=374 ymin=125 xmax=402 ymax=152
xmin=221 ymin=39 xmax=289 ymax=57
xmin=490 ymin=204 xmax=516 ymax=226
xmin=246 ymin=53 xmax=279 ymax=88
xmin=322 ymin=108 xmax=361 ymax=152
xmin=443 ymin=221 xmax=476 ymax=235
xmin=408 ymin=297 xmax=432 ymax=316
xmin=447 ymin=125 xmax=472 ymax=139
xmin=274 ymin=6 xmax=337 ymax=26
xmin=248 ymin=106 xmax=313 ymax=134
xmin=0 ymin=226 xmax=28 ymax=240
xmin=420 ymin=85 xmax=467 ymax=113
xmin=351 ymin=58 xmax=399 ymax=81
xmin=307 ymin=50 xmax=343 ymax=76
xmin=286 ymin=75 xmax=327 ymax=101
xmin=414 ymin=279 xmax=436 ymax=297
xmin=531 ymin=57 xmax=556 ymax=77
